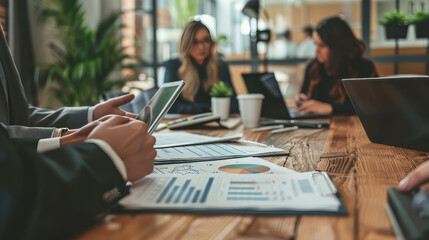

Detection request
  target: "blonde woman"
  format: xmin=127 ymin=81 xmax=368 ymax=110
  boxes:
xmin=164 ymin=21 xmax=238 ymax=114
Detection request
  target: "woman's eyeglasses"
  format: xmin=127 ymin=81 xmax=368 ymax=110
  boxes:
xmin=192 ymin=38 xmax=211 ymax=47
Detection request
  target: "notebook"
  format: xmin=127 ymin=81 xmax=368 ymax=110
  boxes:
xmin=342 ymin=75 xmax=429 ymax=152
xmin=242 ymin=72 xmax=329 ymax=119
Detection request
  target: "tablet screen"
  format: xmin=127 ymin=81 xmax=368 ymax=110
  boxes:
xmin=136 ymin=81 xmax=185 ymax=134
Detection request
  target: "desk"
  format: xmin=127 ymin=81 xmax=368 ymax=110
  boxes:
xmin=76 ymin=116 xmax=428 ymax=239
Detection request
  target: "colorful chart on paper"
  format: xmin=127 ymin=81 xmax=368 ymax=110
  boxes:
xmin=218 ymin=164 xmax=270 ymax=174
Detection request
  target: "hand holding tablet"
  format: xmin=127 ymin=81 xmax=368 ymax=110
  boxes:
xmin=136 ymin=80 xmax=185 ymax=134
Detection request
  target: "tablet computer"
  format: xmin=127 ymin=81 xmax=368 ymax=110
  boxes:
xmin=136 ymin=80 xmax=185 ymax=134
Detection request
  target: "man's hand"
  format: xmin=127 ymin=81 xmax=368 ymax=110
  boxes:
xmin=93 ymin=94 xmax=138 ymax=120
xmin=60 ymin=115 xmax=115 ymax=146
xmin=399 ymin=161 xmax=429 ymax=191
xmin=295 ymin=99 xmax=333 ymax=115
xmin=88 ymin=116 xmax=156 ymax=181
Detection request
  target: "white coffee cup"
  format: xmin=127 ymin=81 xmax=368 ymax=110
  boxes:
xmin=237 ymin=94 xmax=264 ymax=128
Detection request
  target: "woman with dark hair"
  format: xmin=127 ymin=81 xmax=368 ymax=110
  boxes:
xmin=164 ymin=21 xmax=238 ymax=114
xmin=295 ymin=16 xmax=378 ymax=115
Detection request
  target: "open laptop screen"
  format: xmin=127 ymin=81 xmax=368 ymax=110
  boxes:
xmin=242 ymin=72 xmax=291 ymax=119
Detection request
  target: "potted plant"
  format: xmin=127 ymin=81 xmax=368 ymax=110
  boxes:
xmin=410 ymin=10 xmax=429 ymax=39
xmin=210 ymin=81 xmax=233 ymax=120
xmin=172 ymin=0 xmax=200 ymax=28
xmin=379 ymin=10 xmax=410 ymax=39
xmin=37 ymin=0 xmax=138 ymax=106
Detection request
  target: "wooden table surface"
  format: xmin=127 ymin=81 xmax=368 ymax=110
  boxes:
xmin=76 ymin=116 xmax=428 ymax=240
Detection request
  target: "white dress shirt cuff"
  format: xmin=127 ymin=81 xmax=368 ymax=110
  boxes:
xmin=88 ymin=106 xmax=95 ymax=122
xmin=85 ymin=139 xmax=127 ymax=180
xmin=37 ymin=138 xmax=61 ymax=153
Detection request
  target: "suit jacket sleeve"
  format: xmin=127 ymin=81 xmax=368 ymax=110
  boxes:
xmin=0 ymin=133 xmax=129 ymax=240
xmin=0 ymin=27 xmax=90 ymax=137
xmin=0 ymin=123 xmax=39 ymax=149
xmin=28 ymin=105 xmax=90 ymax=129
xmin=1 ymin=122 xmax=54 ymax=139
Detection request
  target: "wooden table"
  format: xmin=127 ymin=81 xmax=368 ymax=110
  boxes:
xmin=76 ymin=116 xmax=428 ymax=240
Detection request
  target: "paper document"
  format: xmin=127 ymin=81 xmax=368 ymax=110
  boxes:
xmin=152 ymin=157 xmax=296 ymax=176
xmin=120 ymin=172 xmax=341 ymax=212
xmin=154 ymin=132 xmax=242 ymax=149
xmin=155 ymin=141 xmax=287 ymax=164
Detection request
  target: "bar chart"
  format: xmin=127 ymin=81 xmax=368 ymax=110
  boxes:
xmin=148 ymin=176 xmax=297 ymax=205
xmin=155 ymin=177 xmax=214 ymax=205
xmin=121 ymin=173 xmax=342 ymax=212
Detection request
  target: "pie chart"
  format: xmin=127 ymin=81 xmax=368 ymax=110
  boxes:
xmin=218 ymin=164 xmax=270 ymax=174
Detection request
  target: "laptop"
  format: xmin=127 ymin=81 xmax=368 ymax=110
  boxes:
xmin=342 ymin=75 xmax=429 ymax=152
xmin=241 ymin=72 xmax=328 ymax=119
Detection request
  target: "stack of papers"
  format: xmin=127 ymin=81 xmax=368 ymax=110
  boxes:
xmin=120 ymin=171 xmax=343 ymax=214
xmin=125 ymin=132 xmax=345 ymax=215
xmin=155 ymin=141 xmax=287 ymax=164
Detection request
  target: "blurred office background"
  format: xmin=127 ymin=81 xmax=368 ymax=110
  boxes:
xmin=1 ymin=0 xmax=428 ymax=108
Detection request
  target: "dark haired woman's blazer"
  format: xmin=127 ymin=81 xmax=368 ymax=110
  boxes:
xmin=300 ymin=59 xmax=377 ymax=115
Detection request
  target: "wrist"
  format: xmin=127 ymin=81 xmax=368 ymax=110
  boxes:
xmin=328 ymin=104 xmax=334 ymax=114
xmin=93 ymin=104 xmax=101 ymax=120
xmin=62 ymin=129 xmax=76 ymax=136
xmin=60 ymin=132 xmax=85 ymax=146
xmin=59 ymin=134 xmax=70 ymax=146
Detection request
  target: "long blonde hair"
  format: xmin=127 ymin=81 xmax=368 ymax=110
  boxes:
xmin=179 ymin=21 xmax=218 ymax=102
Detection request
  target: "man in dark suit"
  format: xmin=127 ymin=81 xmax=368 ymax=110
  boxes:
xmin=0 ymin=26 xmax=136 ymax=142
xmin=0 ymin=115 xmax=156 ymax=240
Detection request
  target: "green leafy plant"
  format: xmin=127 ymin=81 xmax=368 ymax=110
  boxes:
xmin=379 ymin=10 xmax=410 ymax=26
xmin=409 ymin=10 xmax=429 ymax=24
xmin=37 ymin=0 xmax=138 ymax=106
xmin=170 ymin=0 xmax=200 ymax=28
xmin=210 ymin=81 xmax=233 ymax=98
xmin=215 ymin=35 xmax=228 ymax=48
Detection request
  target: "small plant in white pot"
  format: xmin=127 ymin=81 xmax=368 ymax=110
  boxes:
xmin=210 ymin=81 xmax=233 ymax=120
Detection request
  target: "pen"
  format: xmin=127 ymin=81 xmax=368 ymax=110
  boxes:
xmin=271 ymin=126 xmax=299 ymax=134
xmin=251 ymin=124 xmax=284 ymax=132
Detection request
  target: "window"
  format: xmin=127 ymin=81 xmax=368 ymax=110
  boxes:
xmin=121 ymin=0 xmax=429 ymax=92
